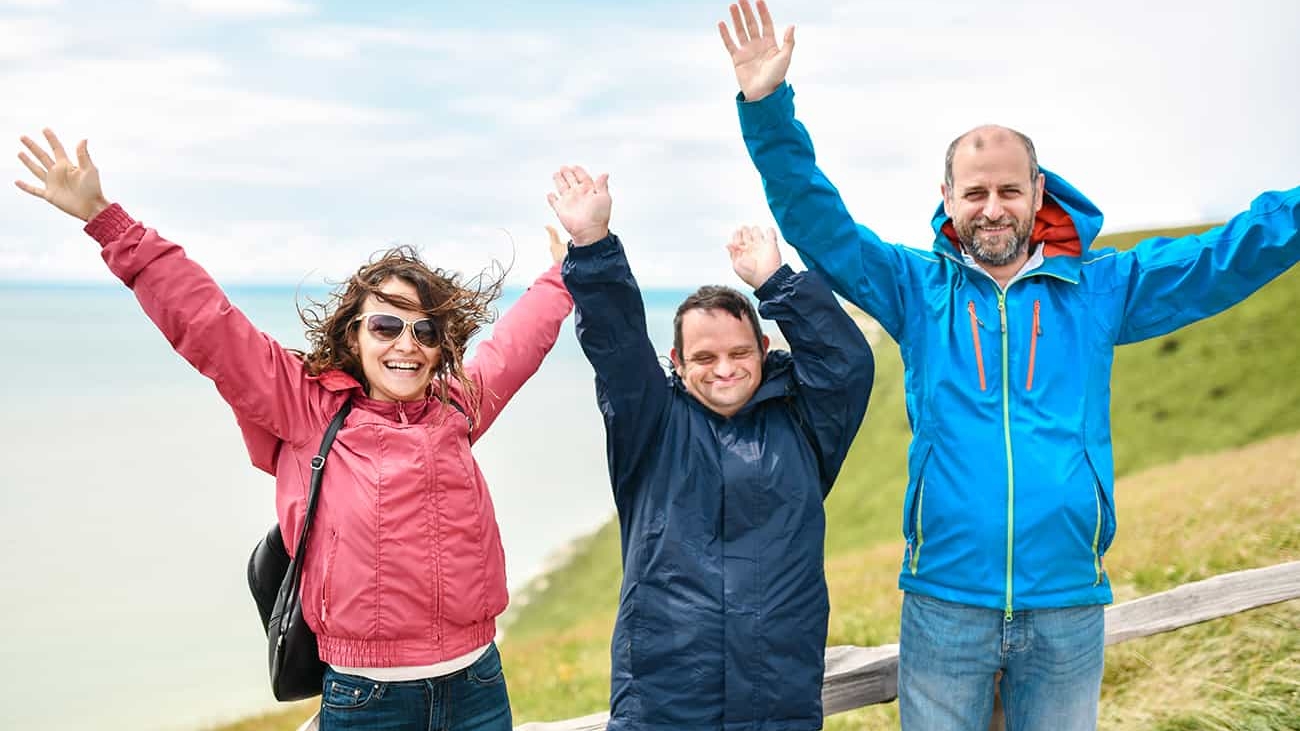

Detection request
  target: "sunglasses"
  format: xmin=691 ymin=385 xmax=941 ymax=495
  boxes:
xmin=352 ymin=312 xmax=441 ymax=348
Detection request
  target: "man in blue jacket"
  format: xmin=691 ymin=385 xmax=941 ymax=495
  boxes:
xmin=718 ymin=1 xmax=1300 ymax=728
xmin=548 ymin=164 xmax=874 ymax=731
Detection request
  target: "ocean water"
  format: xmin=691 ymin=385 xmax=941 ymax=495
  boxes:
xmin=0 ymin=280 xmax=690 ymax=731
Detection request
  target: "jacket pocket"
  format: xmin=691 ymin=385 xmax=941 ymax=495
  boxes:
xmin=903 ymin=444 xmax=934 ymax=575
xmin=1084 ymin=453 xmax=1116 ymax=585
xmin=967 ymin=301 xmax=987 ymax=391
xmin=319 ymin=529 xmax=340 ymax=630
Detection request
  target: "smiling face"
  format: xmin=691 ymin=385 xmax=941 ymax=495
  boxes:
xmin=671 ymin=308 xmax=769 ymax=419
xmin=942 ymin=126 xmax=1045 ymax=268
xmin=352 ymin=277 xmax=443 ymax=403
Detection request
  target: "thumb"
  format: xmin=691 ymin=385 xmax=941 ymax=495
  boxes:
xmin=76 ymin=139 xmax=92 ymax=169
xmin=595 ymin=173 xmax=610 ymax=194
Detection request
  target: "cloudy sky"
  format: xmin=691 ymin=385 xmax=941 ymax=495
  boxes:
xmin=3 ymin=0 xmax=1297 ymax=287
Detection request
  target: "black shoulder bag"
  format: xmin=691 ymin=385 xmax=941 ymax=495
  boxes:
xmin=246 ymin=399 xmax=352 ymax=701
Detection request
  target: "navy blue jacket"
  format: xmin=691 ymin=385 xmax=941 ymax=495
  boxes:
xmin=562 ymin=234 xmax=874 ymax=731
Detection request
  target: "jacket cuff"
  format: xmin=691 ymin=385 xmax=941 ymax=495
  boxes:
xmin=736 ymin=82 xmax=795 ymax=132
xmin=754 ymin=264 xmax=796 ymax=300
xmin=564 ymin=232 xmax=620 ymax=260
xmin=84 ymin=203 xmax=135 ymax=247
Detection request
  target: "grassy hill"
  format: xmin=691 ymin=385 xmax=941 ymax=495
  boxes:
xmin=209 ymin=222 xmax=1300 ymax=730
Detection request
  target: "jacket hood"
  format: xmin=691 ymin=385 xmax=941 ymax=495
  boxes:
xmin=929 ymin=166 xmax=1105 ymax=269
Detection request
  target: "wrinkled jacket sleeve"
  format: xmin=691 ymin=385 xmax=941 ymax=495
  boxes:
xmin=756 ymin=265 xmax=874 ymax=494
xmin=88 ymin=204 xmax=318 ymax=447
xmin=739 ymin=82 xmax=920 ymax=342
xmin=1114 ymin=186 xmax=1300 ymax=344
xmin=462 ymin=262 xmax=573 ymax=442
xmin=561 ymin=234 xmax=669 ymax=500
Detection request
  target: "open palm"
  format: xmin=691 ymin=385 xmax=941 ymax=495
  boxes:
xmin=718 ymin=0 xmax=795 ymax=102
xmin=547 ymin=166 xmax=611 ymax=247
xmin=15 ymin=129 xmax=109 ymax=222
xmin=728 ymin=226 xmax=783 ymax=290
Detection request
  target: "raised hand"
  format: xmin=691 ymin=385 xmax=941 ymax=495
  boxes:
xmin=546 ymin=165 xmax=611 ymax=247
xmin=718 ymin=0 xmax=795 ymax=102
xmin=545 ymin=225 xmax=567 ymax=263
xmin=727 ymin=225 xmax=783 ymax=290
xmin=15 ymin=129 xmax=110 ymax=222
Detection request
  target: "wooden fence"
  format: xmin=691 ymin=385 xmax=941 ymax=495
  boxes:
xmin=515 ymin=561 xmax=1300 ymax=730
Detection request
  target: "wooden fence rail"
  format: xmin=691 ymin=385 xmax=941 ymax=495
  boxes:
xmin=515 ymin=561 xmax=1300 ymax=730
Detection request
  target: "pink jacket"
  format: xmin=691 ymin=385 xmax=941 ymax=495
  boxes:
xmin=87 ymin=204 xmax=574 ymax=666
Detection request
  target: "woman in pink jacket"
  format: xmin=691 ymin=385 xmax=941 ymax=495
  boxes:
xmin=16 ymin=129 xmax=573 ymax=731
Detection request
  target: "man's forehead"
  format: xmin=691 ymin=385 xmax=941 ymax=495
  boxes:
xmin=680 ymin=308 xmax=757 ymax=351
xmin=951 ymin=126 xmax=1033 ymax=180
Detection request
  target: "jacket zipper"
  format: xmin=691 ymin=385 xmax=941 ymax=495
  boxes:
xmin=967 ymin=301 xmax=987 ymax=391
xmin=909 ymin=478 xmax=926 ymax=574
xmin=997 ymin=292 xmax=1014 ymax=622
xmin=1092 ymin=482 xmax=1106 ymax=585
xmin=1026 ymin=300 xmax=1041 ymax=391
xmin=321 ymin=529 xmax=339 ymax=625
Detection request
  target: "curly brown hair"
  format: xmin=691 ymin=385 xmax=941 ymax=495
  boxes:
xmin=298 ymin=245 xmax=505 ymax=411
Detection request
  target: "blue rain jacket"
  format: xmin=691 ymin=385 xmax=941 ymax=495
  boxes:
xmin=562 ymin=234 xmax=873 ymax=731
xmin=739 ymin=82 xmax=1300 ymax=615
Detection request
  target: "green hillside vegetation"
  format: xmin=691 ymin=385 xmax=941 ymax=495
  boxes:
xmin=209 ymin=222 xmax=1300 ymax=730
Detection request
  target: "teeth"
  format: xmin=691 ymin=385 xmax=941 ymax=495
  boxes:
xmin=385 ymin=362 xmax=421 ymax=371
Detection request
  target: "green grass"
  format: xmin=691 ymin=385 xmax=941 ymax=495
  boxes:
xmin=209 ymin=221 xmax=1300 ymax=730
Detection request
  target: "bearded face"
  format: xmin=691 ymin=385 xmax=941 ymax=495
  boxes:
xmin=954 ymin=209 xmax=1035 ymax=267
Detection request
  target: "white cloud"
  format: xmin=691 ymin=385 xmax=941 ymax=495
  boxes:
xmin=157 ymin=0 xmax=312 ymax=17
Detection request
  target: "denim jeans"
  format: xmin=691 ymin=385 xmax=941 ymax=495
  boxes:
xmin=898 ymin=593 xmax=1104 ymax=731
xmin=318 ymin=643 xmax=513 ymax=731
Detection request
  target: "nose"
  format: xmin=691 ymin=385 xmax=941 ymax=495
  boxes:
xmin=982 ymin=194 xmax=1005 ymax=221
xmin=714 ymin=355 xmax=738 ymax=378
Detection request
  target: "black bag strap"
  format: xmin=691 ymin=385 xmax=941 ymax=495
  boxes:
xmin=283 ymin=399 xmax=353 ymax=626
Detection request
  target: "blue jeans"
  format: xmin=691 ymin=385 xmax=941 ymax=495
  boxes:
xmin=319 ymin=643 xmax=512 ymax=731
xmin=898 ymin=593 xmax=1104 ymax=731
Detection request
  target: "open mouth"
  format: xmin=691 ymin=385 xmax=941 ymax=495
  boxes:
xmin=384 ymin=361 xmax=423 ymax=373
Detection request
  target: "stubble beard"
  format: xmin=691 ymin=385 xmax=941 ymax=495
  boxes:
xmin=959 ymin=215 xmax=1034 ymax=268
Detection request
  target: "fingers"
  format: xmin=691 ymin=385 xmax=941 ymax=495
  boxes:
xmin=758 ymin=0 xmax=776 ymax=39
xmin=43 ymin=128 xmax=69 ymax=162
xmin=729 ymin=4 xmax=749 ymax=44
xmin=552 ymin=170 xmax=570 ymax=195
xmin=561 ymin=167 xmax=581 ymax=189
xmin=76 ymin=139 xmax=92 ymax=169
xmin=764 ymin=227 xmax=778 ymax=247
xmin=740 ymin=0 xmax=761 ymax=41
xmin=20 ymin=135 xmax=55 ymax=170
xmin=783 ymin=25 xmax=795 ymax=50
xmin=546 ymin=191 xmax=559 ymax=210
xmin=570 ymin=165 xmax=594 ymax=187
xmin=594 ymin=173 xmax=609 ymax=194
xmin=14 ymin=179 xmax=46 ymax=198
xmin=718 ymin=21 xmax=738 ymax=54
xmin=18 ymin=151 xmax=46 ymax=182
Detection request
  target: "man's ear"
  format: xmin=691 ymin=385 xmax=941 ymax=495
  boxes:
xmin=941 ymin=182 xmax=953 ymax=218
xmin=669 ymin=347 xmax=682 ymax=371
xmin=1033 ymin=172 xmax=1046 ymax=214
xmin=761 ymin=334 xmax=771 ymax=354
